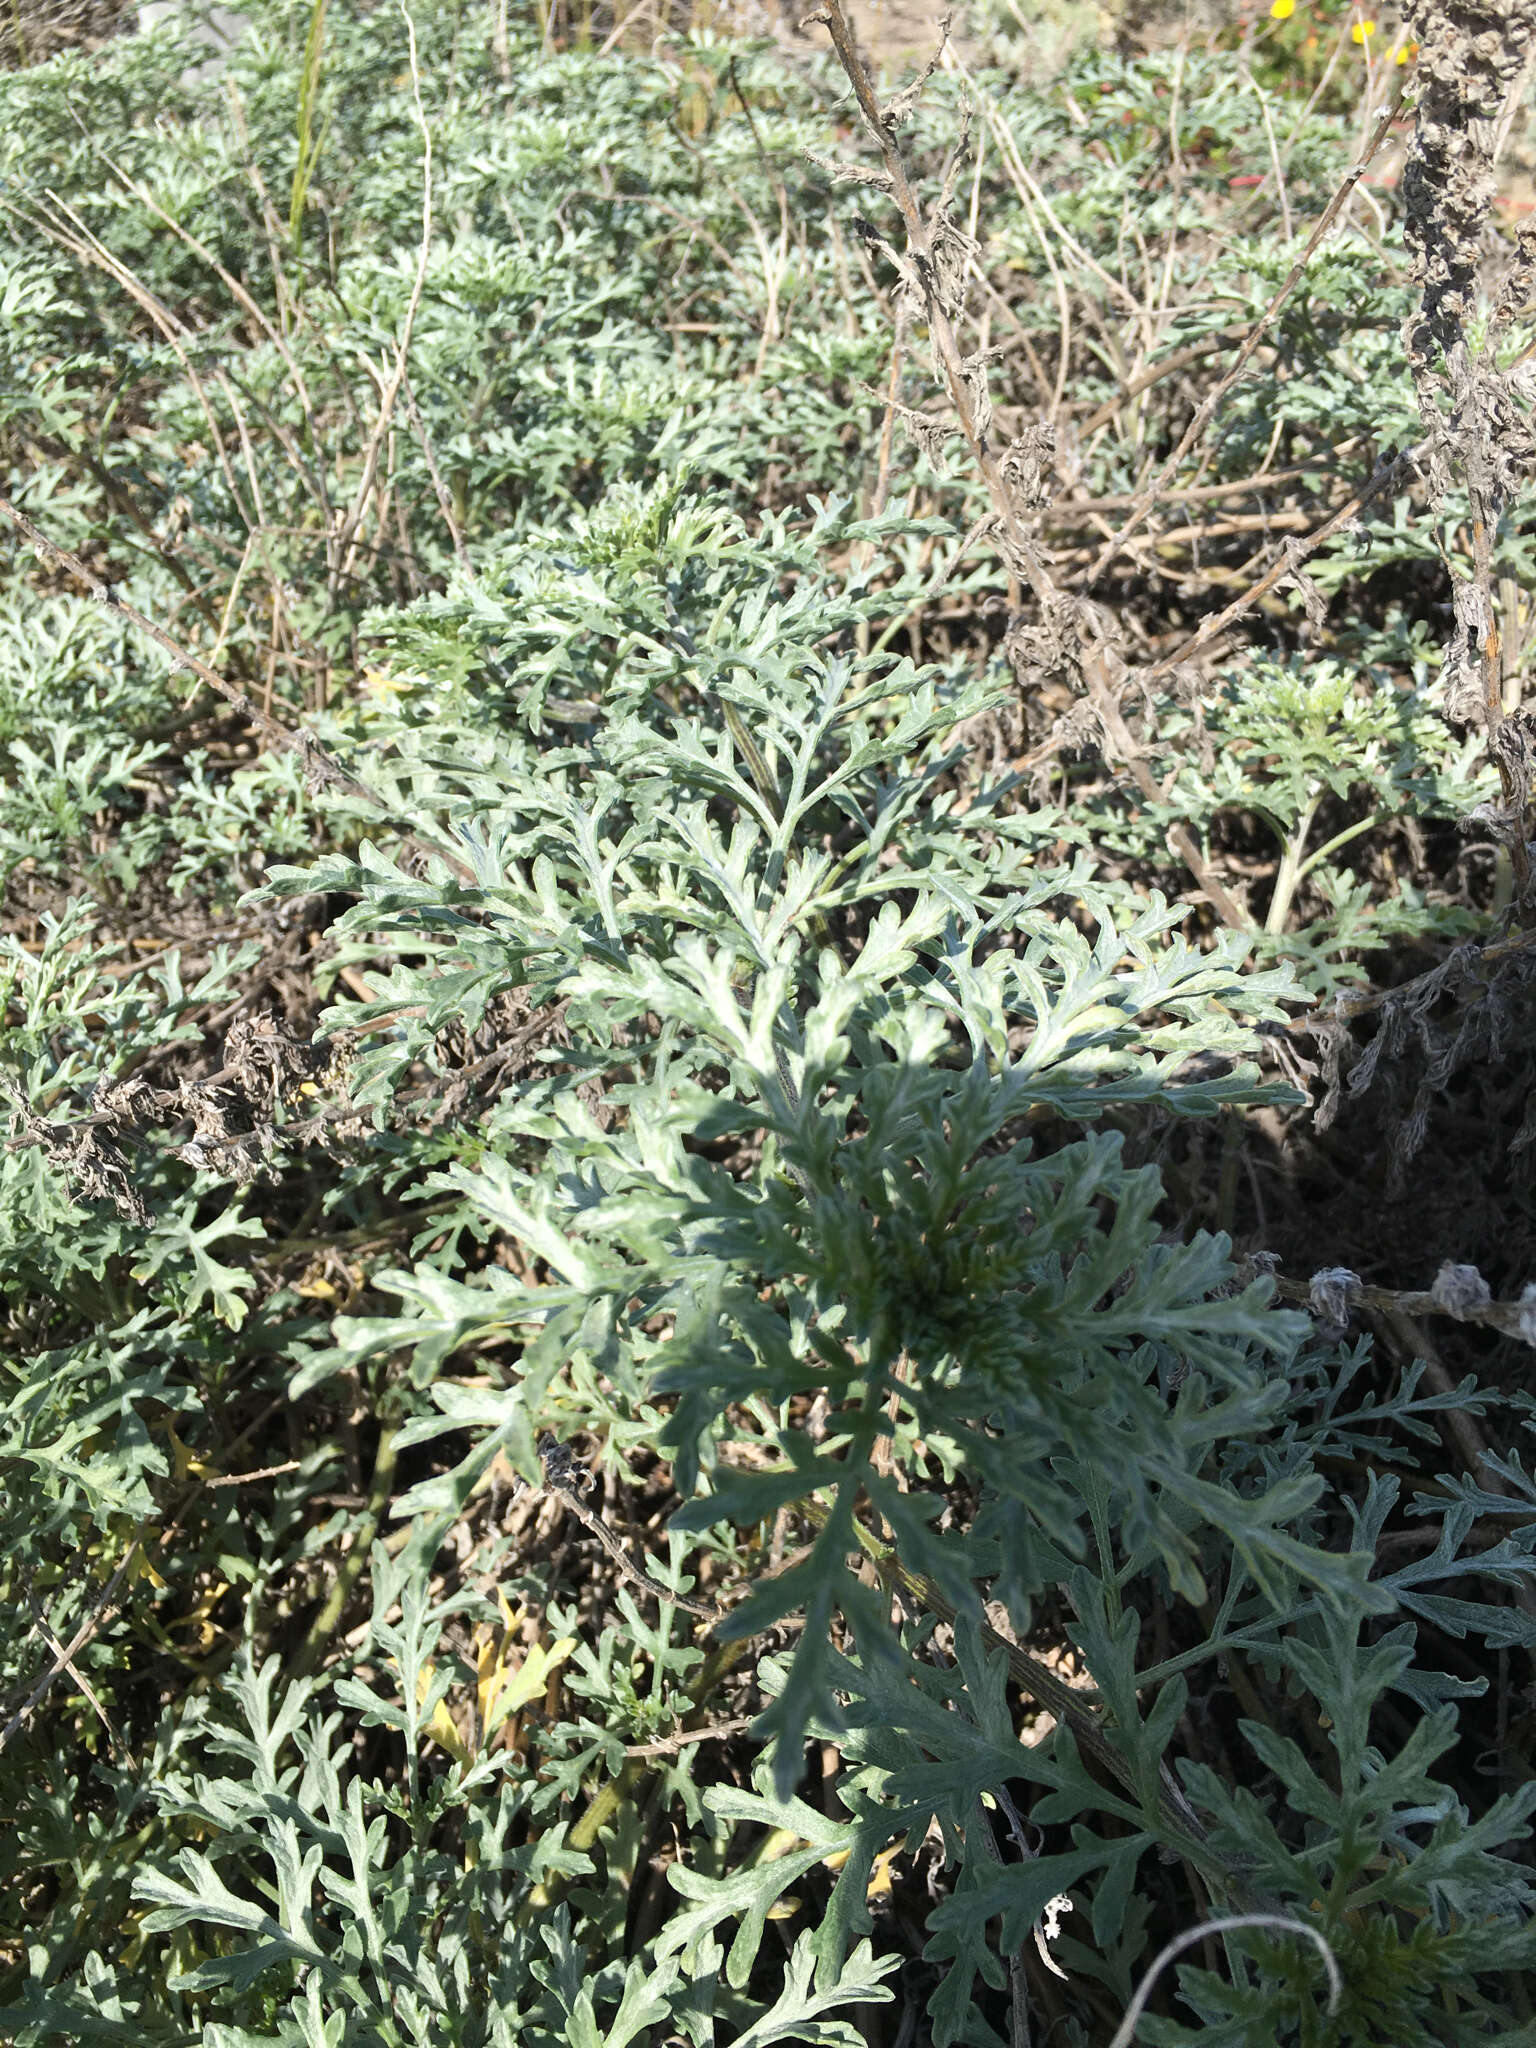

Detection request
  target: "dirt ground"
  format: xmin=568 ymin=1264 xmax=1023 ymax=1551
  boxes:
xmin=1 ymin=0 xmax=136 ymax=67
xmin=782 ymin=0 xmax=1222 ymax=90
xmin=840 ymin=0 xmax=976 ymax=74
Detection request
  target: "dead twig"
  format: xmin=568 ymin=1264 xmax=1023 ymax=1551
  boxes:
xmin=623 ymin=1715 xmax=758 ymax=1758
xmin=1084 ymin=70 xmax=1410 ymax=585
xmin=1275 ymin=1270 xmax=1536 ymax=1352
xmin=0 ymin=1395 xmax=290 ymax=1756
xmin=0 ymin=490 xmax=370 ymax=801
xmin=806 ymin=0 xmax=1248 ymax=929
xmin=332 ymin=3 xmax=434 ymax=592
xmin=534 ymin=1435 xmax=722 ymax=1624
xmin=1073 ymin=325 xmax=1254 ymax=438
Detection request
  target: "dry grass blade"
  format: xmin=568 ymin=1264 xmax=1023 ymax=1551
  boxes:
xmin=23 ymin=188 xmax=256 ymax=536
xmin=20 ymin=1588 xmax=129 ymax=1766
xmin=331 ymin=1 xmax=434 ymax=592
xmin=805 ymin=0 xmax=1249 ymax=929
xmin=1084 ymin=69 xmax=1411 ymax=586
xmin=402 ymin=372 xmax=472 ymax=574
xmin=0 ymin=489 xmax=472 ymax=884
xmin=1107 ymin=1915 xmax=1341 ymax=2048
xmin=0 ymin=492 xmax=332 ymax=770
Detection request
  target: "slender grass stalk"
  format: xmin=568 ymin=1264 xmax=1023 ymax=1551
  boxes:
xmin=6 ymin=0 xmax=28 ymax=70
xmin=290 ymin=0 xmax=329 ymax=253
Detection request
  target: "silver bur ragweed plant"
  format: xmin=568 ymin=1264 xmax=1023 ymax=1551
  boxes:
xmin=4 ymin=0 xmax=1536 ymax=2043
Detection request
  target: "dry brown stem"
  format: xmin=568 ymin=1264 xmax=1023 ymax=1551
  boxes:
xmin=1084 ymin=70 xmax=1410 ymax=587
xmin=1275 ymin=1270 xmax=1536 ymax=1348
xmin=1073 ymin=325 xmax=1252 ymax=438
xmin=1144 ymin=441 xmax=1424 ymax=685
xmin=1402 ymin=0 xmax=1536 ymax=905
xmin=806 ymin=0 xmax=1249 ymax=929
xmin=0 ymin=492 xmax=355 ymax=783
xmin=332 ymin=4 xmax=434 ymax=593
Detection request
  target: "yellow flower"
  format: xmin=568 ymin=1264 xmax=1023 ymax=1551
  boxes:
xmin=1396 ymin=38 xmax=1418 ymax=62
xmin=360 ymin=665 xmax=415 ymax=704
xmin=1352 ymin=17 xmax=1376 ymax=42
xmin=1269 ymin=0 xmax=1294 ymax=16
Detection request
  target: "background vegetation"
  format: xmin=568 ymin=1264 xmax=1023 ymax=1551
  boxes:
xmin=4 ymin=0 xmax=1536 ymax=2040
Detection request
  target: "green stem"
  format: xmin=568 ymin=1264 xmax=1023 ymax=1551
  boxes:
xmin=289 ymin=1423 xmax=397 ymax=1679
xmin=1265 ymin=794 xmax=1321 ymax=937
xmin=517 ymin=1635 xmax=754 ymax=1921
xmin=1294 ymin=809 xmax=1382 ymax=886
xmin=290 ymin=0 xmax=329 ymax=253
